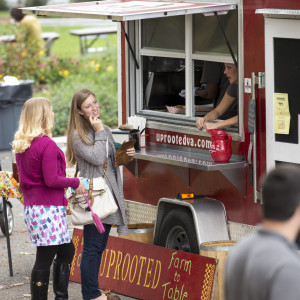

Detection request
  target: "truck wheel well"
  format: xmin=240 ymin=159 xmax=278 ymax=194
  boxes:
xmin=154 ymin=203 xmax=199 ymax=254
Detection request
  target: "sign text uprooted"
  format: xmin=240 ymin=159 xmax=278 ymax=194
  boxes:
xmin=70 ymin=228 xmax=217 ymax=300
xmin=100 ymin=250 xmax=161 ymax=289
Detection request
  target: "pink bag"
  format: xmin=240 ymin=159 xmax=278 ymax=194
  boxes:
xmin=83 ymin=192 xmax=105 ymax=234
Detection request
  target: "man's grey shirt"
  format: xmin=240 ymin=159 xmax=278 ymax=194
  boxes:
xmin=225 ymin=228 xmax=300 ymax=300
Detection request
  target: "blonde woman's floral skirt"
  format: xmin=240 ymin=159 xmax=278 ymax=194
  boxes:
xmin=23 ymin=205 xmax=71 ymax=246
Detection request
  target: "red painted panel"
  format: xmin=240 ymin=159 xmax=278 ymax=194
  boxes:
xmin=70 ymin=228 xmax=217 ymax=300
xmin=121 ymin=21 xmax=127 ymax=124
xmin=123 ymin=160 xmax=262 ymax=225
xmin=243 ymin=0 xmax=266 ymax=189
xmin=243 ymin=0 xmax=300 ymax=185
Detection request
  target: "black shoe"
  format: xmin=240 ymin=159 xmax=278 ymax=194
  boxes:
xmin=30 ymin=269 xmax=50 ymax=300
xmin=53 ymin=260 xmax=70 ymax=300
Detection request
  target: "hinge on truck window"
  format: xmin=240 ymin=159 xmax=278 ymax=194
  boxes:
xmin=255 ymin=189 xmax=264 ymax=204
xmin=254 ymin=72 xmax=265 ymax=89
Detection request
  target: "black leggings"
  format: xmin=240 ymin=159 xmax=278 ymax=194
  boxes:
xmin=33 ymin=241 xmax=75 ymax=271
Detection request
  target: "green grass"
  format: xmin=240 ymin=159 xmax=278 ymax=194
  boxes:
xmin=0 ymin=12 xmax=118 ymax=57
xmin=0 ymin=10 xmax=9 ymax=18
xmin=42 ymin=26 xmax=117 ymax=58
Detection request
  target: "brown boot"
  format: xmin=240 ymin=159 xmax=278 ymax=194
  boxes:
xmin=107 ymin=295 xmax=121 ymax=300
xmin=100 ymin=288 xmax=111 ymax=295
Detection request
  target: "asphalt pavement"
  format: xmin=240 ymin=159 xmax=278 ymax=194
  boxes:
xmin=0 ymin=149 xmax=136 ymax=300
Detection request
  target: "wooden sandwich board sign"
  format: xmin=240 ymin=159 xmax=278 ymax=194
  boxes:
xmin=70 ymin=228 xmax=217 ymax=300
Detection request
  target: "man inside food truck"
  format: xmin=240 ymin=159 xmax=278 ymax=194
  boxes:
xmin=195 ymin=61 xmax=229 ymax=106
xmin=196 ymin=62 xmax=238 ymax=130
xmin=179 ymin=61 xmax=229 ymax=106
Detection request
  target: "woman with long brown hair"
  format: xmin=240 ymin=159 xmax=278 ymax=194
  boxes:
xmin=66 ymin=89 xmax=135 ymax=300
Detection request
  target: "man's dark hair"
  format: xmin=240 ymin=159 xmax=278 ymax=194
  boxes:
xmin=10 ymin=7 xmax=25 ymax=22
xmin=262 ymin=165 xmax=300 ymax=221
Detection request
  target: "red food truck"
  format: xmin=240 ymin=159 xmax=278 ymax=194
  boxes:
xmin=23 ymin=0 xmax=300 ymax=252
xmin=23 ymin=0 xmax=300 ymax=298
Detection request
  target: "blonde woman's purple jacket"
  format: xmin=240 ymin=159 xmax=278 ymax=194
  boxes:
xmin=16 ymin=135 xmax=79 ymax=206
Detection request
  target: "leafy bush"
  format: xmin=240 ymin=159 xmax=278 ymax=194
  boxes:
xmin=0 ymin=32 xmax=41 ymax=80
xmin=25 ymin=0 xmax=48 ymax=6
xmin=34 ymin=51 xmax=118 ymax=136
xmin=0 ymin=0 xmax=6 ymax=10
xmin=0 ymin=27 xmax=80 ymax=84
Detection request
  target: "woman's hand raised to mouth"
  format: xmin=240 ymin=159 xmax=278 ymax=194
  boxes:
xmin=89 ymin=114 xmax=104 ymax=131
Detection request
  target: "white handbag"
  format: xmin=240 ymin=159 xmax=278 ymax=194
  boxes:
xmin=67 ymin=138 xmax=118 ymax=226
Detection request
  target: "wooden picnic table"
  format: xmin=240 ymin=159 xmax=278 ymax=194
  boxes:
xmin=69 ymin=27 xmax=117 ymax=55
xmin=0 ymin=32 xmax=60 ymax=56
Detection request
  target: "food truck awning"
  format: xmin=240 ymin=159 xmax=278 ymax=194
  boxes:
xmin=256 ymin=8 xmax=300 ymax=20
xmin=22 ymin=0 xmax=236 ymax=21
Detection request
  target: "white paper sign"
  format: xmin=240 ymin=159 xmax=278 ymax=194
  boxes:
xmin=244 ymin=78 xmax=251 ymax=94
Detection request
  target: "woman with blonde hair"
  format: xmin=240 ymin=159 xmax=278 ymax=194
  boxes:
xmin=66 ymin=89 xmax=135 ymax=300
xmin=13 ymin=97 xmax=86 ymax=300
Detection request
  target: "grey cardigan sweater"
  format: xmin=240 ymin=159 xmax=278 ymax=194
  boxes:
xmin=72 ymin=126 xmax=128 ymax=235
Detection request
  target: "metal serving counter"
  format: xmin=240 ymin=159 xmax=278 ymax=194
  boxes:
xmin=131 ymin=147 xmax=247 ymax=196
xmin=135 ymin=147 xmax=245 ymax=171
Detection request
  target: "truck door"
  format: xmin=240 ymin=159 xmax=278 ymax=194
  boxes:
xmin=262 ymin=13 xmax=300 ymax=170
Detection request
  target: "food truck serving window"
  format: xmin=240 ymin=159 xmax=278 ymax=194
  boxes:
xmin=132 ymin=8 xmax=239 ymax=134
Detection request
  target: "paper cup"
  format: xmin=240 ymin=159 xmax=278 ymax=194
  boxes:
xmin=140 ymin=134 xmax=149 ymax=148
